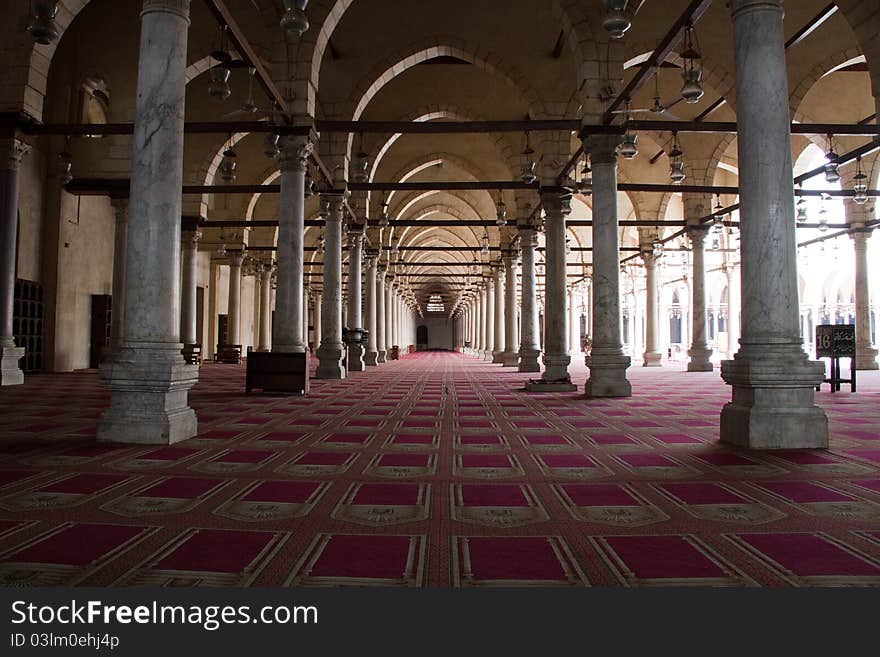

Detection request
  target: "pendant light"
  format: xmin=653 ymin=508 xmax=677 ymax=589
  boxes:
xmin=57 ymin=137 xmax=73 ymax=186
xmin=27 ymin=1 xmax=59 ymax=45
xmin=618 ymin=102 xmax=638 ymax=159
xmin=263 ymin=132 xmax=280 ymax=159
xmin=602 ymin=0 xmax=631 ymax=39
xmin=391 ymin=241 xmax=400 ymax=261
xmin=680 ymin=23 xmax=704 ymax=104
xmin=496 ymin=190 xmax=507 ymax=226
xmin=377 ymin=196 xmax=390 ymax=227
xmin=580 ymin=155 xmax=592 ymax=194
xmin=668 ymin=132 xmax=686 ymax=184
xmin=216 ymin=229 xmax=227 ymax=257
xmin=818 ymin=195 xmax=829 ymax=232
xmin=219 ymin=135 xmax=237 ymax=183
xmin=481 ymin=228 xmax=490 ymax=256
xmin=796 ymin=196 xmax=808 ymax=223
xmin=316 ymin=231 xmax=324 ymax=256
xmin=824 ymin=135 xmax=840 ymax=183
xmin=281 ymin=0 xmax=310 ymax=38
xmin=853 ymin=155 xmax=869 ymax=205
xmin=353 ymin=134 xmax=369 ymax=182
xmin=520 ymin=132 xmax=537 ymax=183
xmin=208 ymin=27 xmax=233 ymax=102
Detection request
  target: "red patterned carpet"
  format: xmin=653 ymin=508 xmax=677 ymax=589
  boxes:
xmin=1 ymin=351 xmax=879 ymax=587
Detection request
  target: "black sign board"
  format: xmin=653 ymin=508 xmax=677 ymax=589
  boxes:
xmin=815 ymin=324 xmax=856 ymax=392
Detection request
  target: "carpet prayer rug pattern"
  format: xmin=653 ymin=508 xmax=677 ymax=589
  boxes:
xmin=1 ymin=352 xmax=880 ymax=586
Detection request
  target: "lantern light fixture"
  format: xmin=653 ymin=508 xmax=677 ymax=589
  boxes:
xmin=668 ymin=132 xmax=686 ymax=184
xmin=496 ymin=190 xmax=507 ymax=226
xmin=680 ymin=23 xmax=704 ymax=104
xmin=853 ymin=155 xmax=869 ymax=205
xmin=27 ymin=1 xmax=60 ymax=45
xmin=57 ymin=144 xmax=73 ymax=186
xmin=219 ymin=137 xmax=238 ymax=183
xmin=520 ymin=132 xmax=537 ymax=183
xmin=602 ymin=0 xmax=631 ymax=39
xmin=824 ymin=135 xmax=840 ymax=184
xmin=263 ymin=132 xmax=280 ymax=159
xmin=378 ymin=197 xmax=390 ymax=227
xmin=281 ymin=0 xmax=310 ymax=38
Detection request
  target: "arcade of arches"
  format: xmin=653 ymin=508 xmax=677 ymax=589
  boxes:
xmin=1 ymin=1 xmax=880 ymax=586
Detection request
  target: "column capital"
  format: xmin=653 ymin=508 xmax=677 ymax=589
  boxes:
xmin=517 ymin=227 xmax=540 ymax=248
xmin=686 ymin=224 xmax=710 ymax=244
xmin=347 ymin=231 xmax=364 ymax=249
xmin=320 ymin=191 xmax=347 ymax=215
xmin=539 ymin=188 xmax=573 ymax=218
xmin=110 ymin=197 xmax=129 ymax=223
xmin=582 ymin=135 xmax=622 ymax=165
xmin=181 ymin=228 xmax=202 ymax=247
xmin=0 ymin=138 xmax=30 ymax=172
xmin=142 ymin=0 xmax=191 ymax=22
xmin=228 ymin=251 xmax=244 ymax=267
xmin=640 ymin=251 xmax=660 ymax=268
xmin=503 ymin=252 xmax=520 ymax=268
xmin=280 ymin=135 xmax=314 ymax=172
xmin=492 ymin=265 xmax=504 ymax=281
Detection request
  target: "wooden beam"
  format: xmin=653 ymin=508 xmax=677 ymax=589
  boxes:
xmin=785 ymin=3 xmax=837 ymax=50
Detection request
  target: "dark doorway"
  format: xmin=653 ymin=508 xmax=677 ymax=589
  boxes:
xmin=90 ymin=294 xmax=112 ymax=368
xmin=417 ymin=325 xmax=428 ymax=350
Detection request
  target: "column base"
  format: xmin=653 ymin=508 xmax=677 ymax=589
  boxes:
xmin=642 ymin=351 xmax=663 ymax=367
xmin=687 ymin=346 xmax=714 ymax=372
xmin=526 ymin=379 xmax=577 ymax=392
xmin=518 ymin=348 xmax=541 ymax=373
xmin=377 ymin=349 xmax=387 ymax=364
xmin=585 ymin=349 xmax=632 ymax=398
xmin=365 ymin=351 xmax=378 ymax=366
xmin=347 ymin=344 xmax=366 ymax=372
xmin=0 ymin=346 xmax=25 ymax=386
xmin=97 ymin=343 xmax=198 ymax=445
xmin=856 ymin=344 xmax=879 ymax=370
xmin=491 ymin=350 xmax=505 ymax=364
xmin=501 ymin=351 xmax=519 ymax=367
xmin=315 ymin=342 xmax=346 ymax=379
xmin=541 ymin=352 xmax=572 ymax=384
xmin=720 ymin=350 xmax=828 ymax=450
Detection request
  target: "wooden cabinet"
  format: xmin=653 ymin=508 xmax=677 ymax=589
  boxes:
xmin=13 ymin=279 xmax=44 ymax=373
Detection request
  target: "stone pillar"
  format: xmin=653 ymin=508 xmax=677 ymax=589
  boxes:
xmin=569 ymin=285 xmax=581 ymax=355
xmin=852 ymin=229 xmax=879 ymax=369
xmin=484 ymin=277 xmax=495 ymax=361
xmin=107 ymin=197 xmax=128 ymax=358
xmin=179 ymin=228 xmax=200 ymax=345
xmin=226 ymin=251 xmax=243 ymax=345
xmin=364 ymin=252 xmax=378 ymax=366
xmin=98 ymin=0 xmax=198 ymax=444
xmin=311 ymin=289 xmax=321 ymax=350
xmin=315 ymin=193 xmax=346 ymax=379
xmin=376 ymin=266 xmax=387 ymax=363
xmin=0 ymin=138 xmax=28 ymax=386
xmin=492 ymin=266 xmax=505 ymax=363
xmin=346 ymin=230 xmax=365 ymax=371
xmin=725 ymin=262 xmax=741 ymax=359
xmin=502 ymin=254 xmax=520 ymax=366
xmin=273 ymin=136 xmax=311 ymax=353
xmin=687 ymin=226 xmax=713 ymax=371
xmin=257 ymin=265 xmax=272 ymax=351
xmin=583 ymin=135 xmax=631 ymax=397
xmin=385 ymin=279 xmax=394 ymax=352
xmin=721 ymin=0 xmax=826 ymax=449
xmin=641 ymin=250 xmax=663 ymax=367
xmin=528 ymin=190 xmax=576 ymax=391
xmin=518 ymin=227 xmax=541 ymax=372
xmin=477 ymin=284 xmax=486 ymax=358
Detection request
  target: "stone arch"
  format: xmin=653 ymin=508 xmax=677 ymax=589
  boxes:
xmin=790 ymin=48 xmax=867 ymax=121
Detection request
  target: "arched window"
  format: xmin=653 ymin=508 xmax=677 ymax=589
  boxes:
xmin=80 ymin=77 xmax=110 ymax=135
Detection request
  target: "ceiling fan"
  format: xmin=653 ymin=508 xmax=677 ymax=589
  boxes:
xmin=222 ymin=67 xmax=294 ymax=121
xmin=611 ymin=70 xmax=683 ymax=120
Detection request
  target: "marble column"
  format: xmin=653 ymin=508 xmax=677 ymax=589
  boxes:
xmin=311 ymin=289 xmax=321 ymax=350
xmin=376 ymin=266 xmax=387 ymax=363
xmin=364 ymin=252 xmax=378 ymax=366
xmin=257 ymin=265 xmax=272 ymax=351
xmin=98 ymin=0 xmax=198 ymax=444
xmin=583 ymin=135 xmax=631 ymax=397
xmin=641 ymin=251 xmax=663 ymax=367
xmin=492 ymin=266 xmax=505 ymax=363
xmin=385 ymin=279 xmax=394 ymax=353
xmin=518 ymin=227 xmax=541 ymax=372
xmin=346 ymin=230 xmax=365 ymax=371
xmin=852 ymin=229 xmax=879 ymax=369
xmin=687 ymin=226 xmax=713 ymax=371
xmin=226 ymin=251 xmax=243 ymax=345
xmin=529 ymin=190 xmax=576 ymax=391
xmin=179 ymin=228 xmax=200 ymax=345
xmin=315 ymin=194 xmax=346 ymax=379
xmin=0 ymin=138 xmax=28 ymax=386
xmin=721 ymin=0 xmax=826 ymax=449
xmin=484 ymin=277 xmax=495 ymax=361
xmin=273 ymin=136 xmax=311 ymax=353
xmin=478 ymin=284 xmax=487 ymax=358
xmin=107 ymin=197 xmax=128 ymax=358
xmin=502 ymin=253 xmax=520 ymax=366
xmin=569 ymin=285 xmax=581 ymax=355
xmin=725 ymin=262 xmax=741 ymax=359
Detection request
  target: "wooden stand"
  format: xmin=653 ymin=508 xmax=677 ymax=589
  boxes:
xmin=214 ymin=344 xmax=242 ymax=364
xmin=182 ymin=344 xmax=202 ymax=365
xmin=246 ymin=350 xmax=310 ymax=395
xmin=816 ymin=324 xmax=856 ymax=393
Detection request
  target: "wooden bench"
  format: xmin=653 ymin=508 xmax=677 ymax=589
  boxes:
xmin=182 ymin=343 xmax=202 ymax=365
xmin=246 ymin=350 xmax=310 ymax=395
xmin=214 ymin=344 xmax=242 ymax=364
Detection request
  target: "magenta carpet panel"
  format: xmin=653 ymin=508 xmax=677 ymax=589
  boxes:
xmin=1 ymin=352 xmax=880 ymax=586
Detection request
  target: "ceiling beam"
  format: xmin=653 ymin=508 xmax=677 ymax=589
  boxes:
xmin=785 ymin=3 xmax=837 ymax=50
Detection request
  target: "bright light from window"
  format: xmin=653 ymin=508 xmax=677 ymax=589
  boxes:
xmin=426 ymin=294 xmax=445 ymax=313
